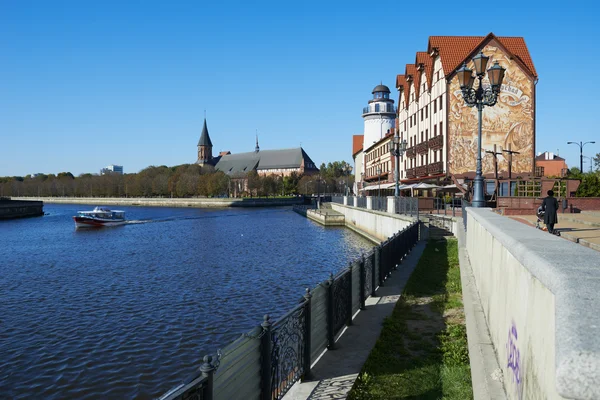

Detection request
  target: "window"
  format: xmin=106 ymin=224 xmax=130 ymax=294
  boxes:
xmin=404 ymin=120 xmax=407 ymax=130
xmin=375 ymin=104 xmax=380 ymax=112
xmin=434 ymin=125 xmax=437 ymax=136
xmin=421 ymin=131 xmax=423 ymax=142
xmin=439 ymin=96 xmax=443 ymax=110
xmin=410 ymin=116 xmax=412 ymax=128
xmin=422 ymin=83 xmax=425 ymax=91
xmin=421 ymin=109 xmax=423 ymax=121
xmin=499 ymin=182 xmax=509 ymax=197
xmin=434 ymin=152 xmax=437 ymax=162
xmin=425 ymin=129 xmax=428 ymax=140
xmin=436 ymin=71 xmax=440 ymax=81
xmin=434 ymin=100 xmax=437 ymax=113
xmin=440 ymin=121 xmax=443 ymax=135
xmin=425 ymin=105 xmax=428 ymax=118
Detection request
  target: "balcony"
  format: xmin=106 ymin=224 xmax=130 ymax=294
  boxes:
xmin=362 ymin=104 xmax=396 ymax=115
xmin=428 ymin=134 xmax=444 ymax=150
xmin=406 ymin=168 xmax=416 ymax=179
xmin=416 ymin=165 xmax=428 ymax=177
xmin=416 ymin=142 xmax=428 ymax=154
xmin=427 ymin=161 xmax=444 ymax=175
xmin=406 ymin=147 xmax=416 ymax=158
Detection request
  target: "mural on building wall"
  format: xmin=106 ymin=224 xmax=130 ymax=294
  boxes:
xmin=448 ymin=41 xmax=534 ymax=176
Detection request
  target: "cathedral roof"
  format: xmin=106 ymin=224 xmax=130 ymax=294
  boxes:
xmin=198 ymin=119 xmax=213 ymax=147
xmin=215 ymin=148 xmax=318 ymax=175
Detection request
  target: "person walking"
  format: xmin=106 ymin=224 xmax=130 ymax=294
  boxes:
xmin=542 ymin=189 xmax=559 ymax=234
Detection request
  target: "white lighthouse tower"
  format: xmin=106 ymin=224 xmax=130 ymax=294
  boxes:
xmin=362 ymin=84 xmax=395 ymax=152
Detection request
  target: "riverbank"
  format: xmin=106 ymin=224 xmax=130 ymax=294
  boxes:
xmin=0 ymin=198 xmax=44 ymax=219
xmin=11 ymin=196 xmax=305 ymax=208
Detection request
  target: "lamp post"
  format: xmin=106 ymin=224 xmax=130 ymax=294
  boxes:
xmin=456 ymin=52 xmax=506 ymax=207
xmin=391 ymin=133 xmax=408 ymax=197
xmin=377 ymin=166 xmax=381 ymax=198
xmin=567 ymin=141 xmax=595 ymax=173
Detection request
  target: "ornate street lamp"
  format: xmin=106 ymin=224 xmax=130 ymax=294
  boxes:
xmin=391 ymin=132 xmax=408 ymax=197
xmin=457 ymin=52 xmax=506 ymax=207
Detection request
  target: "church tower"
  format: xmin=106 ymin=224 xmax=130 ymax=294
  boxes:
xmin=197 ymin=118 xmax=213 ymax=166
xmin=362 ymin=84 xmax=395 ymax=152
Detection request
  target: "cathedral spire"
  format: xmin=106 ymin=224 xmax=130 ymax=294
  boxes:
xmin=255 ymin=130 xmax=260 ymax=153
xmin=197 ymin=117 xmax=214 ymax=166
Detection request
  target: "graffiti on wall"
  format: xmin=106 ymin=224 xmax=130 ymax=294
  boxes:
xmin=448 ymin=40 xmax=534 ymax=176
xmin=506 ymin=321 xmax=523 ymax=399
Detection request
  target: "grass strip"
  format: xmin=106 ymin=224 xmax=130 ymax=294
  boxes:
xmin=348 ymin=238 xmax=472 ymax=400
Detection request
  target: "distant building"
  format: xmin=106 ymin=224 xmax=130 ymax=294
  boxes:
xmin=194 ymin=118 xmax=319 ymax=195
xmin=100 ymin=165 xmax=123 ymax=175
xmin=535 ymin=152 xmax=568 ymax=177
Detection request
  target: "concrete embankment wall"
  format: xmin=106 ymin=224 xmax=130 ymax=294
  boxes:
xmin=0 ymin=200 xmax=44 ymax=219
xmin=330 ymin=203 xmax=414 ymax=241
xmin=11 ymin=197 xmax=304 ymax=208
xmin=465 ymin=208 xmax=600 ymax=400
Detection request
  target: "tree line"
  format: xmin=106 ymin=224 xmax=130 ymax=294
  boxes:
xmin=0 ymin=161 xmax=355 ymax=198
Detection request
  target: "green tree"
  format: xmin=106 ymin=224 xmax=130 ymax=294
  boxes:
xmin=593 ymin=153 xmax=600 ymax=172
xmin=576 ymin=173 xmax=600 ymax=197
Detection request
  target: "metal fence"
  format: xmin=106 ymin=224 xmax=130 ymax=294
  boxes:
xmin=158 ymin=222 xmax=420 ymax=400
xmin=330 ymin=196 xmax=344 ymax=205
xmin=371 ymin=197 xmax=387 ymax=212
xmin=356 ymin=196 xmax=367 ymax=209
xmin=393 ymin=197 xmax=419 ymax=217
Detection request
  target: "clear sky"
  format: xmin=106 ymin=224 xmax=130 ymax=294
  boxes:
xmin=1 ymin=0 xmax=598 ymax=177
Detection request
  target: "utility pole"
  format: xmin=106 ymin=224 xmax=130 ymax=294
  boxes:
xmin=502 ymin=144 xmax=520 ymax=179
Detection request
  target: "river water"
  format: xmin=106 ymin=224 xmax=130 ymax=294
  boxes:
xmin=0 ymin=204 xmax=373 ymax=399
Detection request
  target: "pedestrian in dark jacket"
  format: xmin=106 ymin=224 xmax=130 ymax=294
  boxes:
xmin=542 ymin=190 xmax=558 ymax=234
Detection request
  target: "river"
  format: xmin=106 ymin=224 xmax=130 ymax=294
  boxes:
xmin=0 ymin=204 xmax=373 ymax=399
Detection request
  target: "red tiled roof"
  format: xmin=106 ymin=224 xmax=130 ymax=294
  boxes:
xmin=352 ymin=135 xmax=364 ymax=156
xmin=414 ymin=52 xmax=434 ymax=95
xmin=219 ymin=151 xmax=231 ymax=156
xmin=396 ymin=74 xmax=409 ymax=108
xmin=405 ymin=64 xmax=417 ymax=102
xmin=427 ymin=33 xmax=537 ymax=78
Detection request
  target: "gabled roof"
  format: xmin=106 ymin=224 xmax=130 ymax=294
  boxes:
xmin=198 ymin=118 xmax=213 ymax=147
xmin=395 ymin=75 xmax=410 ymax=108
xmin=413 ymin=52 xmax=434 ymax=96
xmin=416 ymin=51 xmax=434 ymax=91
xmin=427 ymin=33 xmax=537 ymax=79
xmin=215 ymin=147 xmax=318 ymax=175
xmin=214 ymin=152 xmax=260 ymax=174
xmin=353 ymin=135 xmax=364 ymax=156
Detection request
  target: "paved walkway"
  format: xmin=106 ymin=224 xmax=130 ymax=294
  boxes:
xmin=282 ymin=241 xmax=427 ymax=400
xmin=509 ymin=213 xmax=600 ymax=252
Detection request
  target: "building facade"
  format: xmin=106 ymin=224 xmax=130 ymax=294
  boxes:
xmin=100 ymin=165 xmax=123 ymax=175
xmin=535 ymin=152 xmax=568 ymax=177
xmin=395 ymin=33 xmax=537 ymax=184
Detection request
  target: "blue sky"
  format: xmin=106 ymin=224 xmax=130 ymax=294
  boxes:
xmin=1 ymin=1 xmax=598 ymax=176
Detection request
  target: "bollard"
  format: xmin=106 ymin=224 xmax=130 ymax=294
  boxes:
xmin=326 ymin=273 xmax=336 ymax=350
xmin=260 ymin=315 xmax=272 ymax=400
xmin=302 ymin=288 xmax=313 ymax=380
xmin=200 ymin=355 xmax=215 ymax=400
